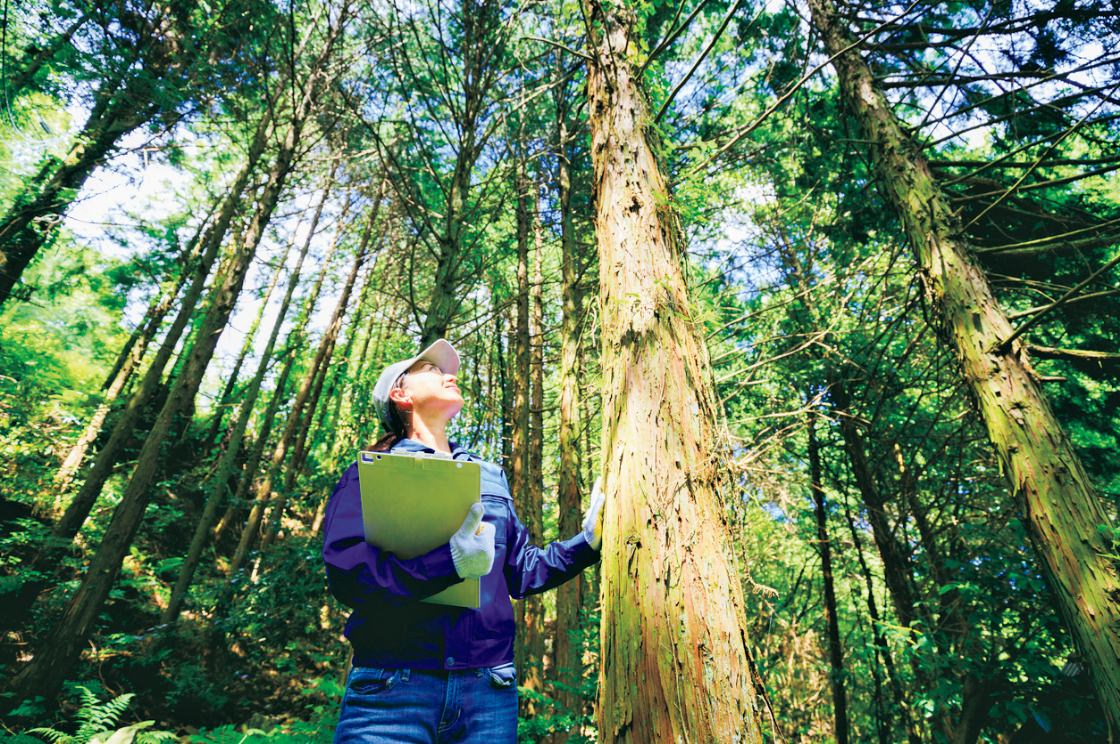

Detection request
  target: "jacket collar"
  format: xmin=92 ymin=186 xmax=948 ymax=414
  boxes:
xmin=391 ymin=436 xmax=471 ymax=459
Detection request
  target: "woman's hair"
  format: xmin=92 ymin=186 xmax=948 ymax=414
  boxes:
xmin=367 ymin=372 xmax=409 ymax=452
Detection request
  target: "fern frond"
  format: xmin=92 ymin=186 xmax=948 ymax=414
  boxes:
xmin=25 ymin=726 xmax=74 ymax=743
xmin=71 ymin=687 xmax=135 ymax=742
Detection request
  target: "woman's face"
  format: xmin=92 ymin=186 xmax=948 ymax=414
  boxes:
xmin=391 ymin=359 xmax=463 ymax=424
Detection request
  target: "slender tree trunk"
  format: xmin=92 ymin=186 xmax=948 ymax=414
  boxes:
xmin=313 ymin=248 xmax=380 ymax=471
xmin=284 ymin=337 xmax=335 ymax=490
xmin=809 ymin=0 xmax=1120 ymax=728
xmin=524 ymin=166 xmax=548 ymax=699
xmin=224 ymin=207 xmax=346 ymax=577
xmin=0 ymin=56 xmax=164 ymax=306
xmin=355 ymin=280 xmax=401 ymax=446
xmin=6 ymin=17 xmax=340 ymax=697
xmin=830 ymin=382 xmax=919 ymax=631
xmin=243 ymin=194 xmax=380 ymax=565
xmin=841 ymin=497 xmax=914 ymax=744
xmin=585 ymin=2 xmax=766 ymax=739
xmin=7 ymin=11 xmax=89 ymax=96
xmin=510 ymin=134 xmax=543 ymax=701
xmin=552 ymin=86 xmax=585 ymax=719
xmin=416 ymin=121 xmax=477 ymax=345
xmin=213 ymin=349 xmax=295 ymax=554
xmin=771 ymin=219 xmax=919 ymax=742
xmin=832 ymin=380 xmax=956 ymax=738
xmin=200 ymin=232 xmax=294 ymax=454
xmin=896 ymin=444 xmax=990 ymax=744
xmin=808 ymin=410 xmax=849 ymax=744
xmin=49 ymin=108 xmax=275 ymax=548
xmin=161 ymin=166 xmax=334 ymax=624
xmin=51 ymin=213 xmax=208 ymax=502
xmin=0 ymin=114 xmax=274 ymax=636
xmin=500 ymin=303 xmax=513 ymax=470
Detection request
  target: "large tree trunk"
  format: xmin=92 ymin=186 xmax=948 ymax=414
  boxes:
xmin=808 ymin=411 xmax=849 ymax=744
xmin=585 ymin=2 xmax=766 ymax=740
xmin=551 ymin=78 xmax=585 ymax=720
xmin=808 ymin=0 xmax=1120 ymax=728
xmin=5 ymin=18 xmax=338 ymax=696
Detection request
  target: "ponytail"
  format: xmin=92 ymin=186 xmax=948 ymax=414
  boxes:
xmin=366 ymin=431 xmax=401 ymax=452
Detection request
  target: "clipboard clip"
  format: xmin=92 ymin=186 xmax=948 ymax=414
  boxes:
xmin=359 ymin=450 xmax=463 ymax=467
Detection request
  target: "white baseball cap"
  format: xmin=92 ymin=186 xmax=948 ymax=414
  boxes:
xmin=371 ymin=338 xmax=461 ymax=432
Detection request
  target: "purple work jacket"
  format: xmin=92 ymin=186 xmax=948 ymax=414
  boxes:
xmin=321 ymin=437 xmax=600 ymax=670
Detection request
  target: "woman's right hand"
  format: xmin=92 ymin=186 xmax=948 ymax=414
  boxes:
xmin=449 ymin=503 xmax=496 ymax=579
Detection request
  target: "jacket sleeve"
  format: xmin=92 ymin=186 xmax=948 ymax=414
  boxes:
xmin=502 ymin=471 xmax=600 ymax=599
xmin=321 ymin=463 xmax=462 ymax=608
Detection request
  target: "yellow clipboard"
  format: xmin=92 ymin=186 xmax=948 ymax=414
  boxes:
xmin=356 ymin=450 xmax=482 ymax=608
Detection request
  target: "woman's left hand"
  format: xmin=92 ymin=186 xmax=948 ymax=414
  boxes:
xmin=582 ymin=478 xmax=606 ymax=551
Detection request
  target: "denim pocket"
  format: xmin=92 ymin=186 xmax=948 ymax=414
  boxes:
xmin=487 ymin=662 xmax=517 ymax=689
xmin=348 ymin=666 xmax=397 ymax=695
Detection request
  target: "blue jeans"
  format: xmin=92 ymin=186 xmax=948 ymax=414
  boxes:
xmin=333 ymin=664 xmax=518 ymax=743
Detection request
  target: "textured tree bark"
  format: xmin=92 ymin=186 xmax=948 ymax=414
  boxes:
xmin=809 ymin=0 xmax=1120 ymax=729
xmin=808 ymin=411 xmax=849 ymax=744
xmin=552 ymin=78 xmax=586 ymax=720
xmin=586 ymin=2 xmax=766 ymax=740
xmin=6 ymin=13 xmax=342 ymax=698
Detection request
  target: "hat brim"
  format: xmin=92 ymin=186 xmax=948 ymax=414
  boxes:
xmin=415 ymin=338 xmax=460 ymax=375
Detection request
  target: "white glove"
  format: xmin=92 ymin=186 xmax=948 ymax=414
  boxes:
xmin=582 ymin=477 xmax=606 ymax=551
xmin=450 ymin=503 xmax=495 ymax=579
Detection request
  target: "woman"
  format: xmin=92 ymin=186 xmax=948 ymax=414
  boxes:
xmin=322 ymin=338 xmax=605 ymax=743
